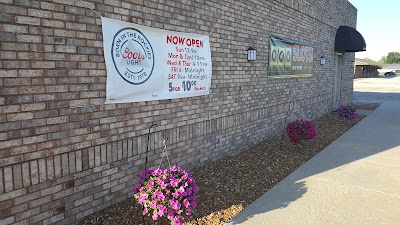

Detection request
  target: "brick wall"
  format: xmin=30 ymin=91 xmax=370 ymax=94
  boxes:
xmin=0 ymin=0 xmax=357 ymax=224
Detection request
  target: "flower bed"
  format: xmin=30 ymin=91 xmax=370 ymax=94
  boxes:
xmin=79 ymin=107 xmax=375 ymax=225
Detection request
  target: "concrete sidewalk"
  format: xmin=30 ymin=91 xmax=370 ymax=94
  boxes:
xmin=227 ymin=102 xmax=400 ymax=225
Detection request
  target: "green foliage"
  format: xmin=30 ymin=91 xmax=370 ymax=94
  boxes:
xmin=378 ymin=56 xmax=387 ymax=64
xmin=380 ymin=52 xmax=400 ymax=64
xmin=386 ymin=52 xmax=400 ymax=64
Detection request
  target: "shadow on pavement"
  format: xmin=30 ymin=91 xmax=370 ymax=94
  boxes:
xmin=228 ymin=181 xmax=307 ymax=225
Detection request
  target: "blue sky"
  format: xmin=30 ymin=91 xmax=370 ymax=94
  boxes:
xmin=348 ymin=0 xmax=400 ymax=61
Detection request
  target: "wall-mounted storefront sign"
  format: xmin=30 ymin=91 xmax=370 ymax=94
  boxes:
xmin=268 ymin=35 xmax=314 ymax=78
xmin=102 ymin=17 xmax=212 ymax=103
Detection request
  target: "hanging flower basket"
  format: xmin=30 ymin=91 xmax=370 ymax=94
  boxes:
xmin=133 ymin=166 xmax=198 ymax=225
xmin=337 ymin=104 xmax=358 ymax=121
xmin=286 ymin=119 xmax=317 ymax=145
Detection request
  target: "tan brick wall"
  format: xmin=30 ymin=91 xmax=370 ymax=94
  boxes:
xmin=1 ymin=0 xmax=356 ymax=224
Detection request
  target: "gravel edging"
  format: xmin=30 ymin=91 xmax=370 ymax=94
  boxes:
xmin=79 ymin=105 xmax=377 ymax=225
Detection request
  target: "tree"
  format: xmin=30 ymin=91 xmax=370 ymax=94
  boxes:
xmin=380 ymin=52 xmax=400 ymax=64
xmin=378 ymin=56 xmax=387 ymax=64
xmin=385 ymin=52 xmax=400 ymax=64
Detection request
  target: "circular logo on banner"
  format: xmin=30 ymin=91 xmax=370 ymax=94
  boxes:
xmin=279 ymin=50 xmax=285 ymax=62
xmin=286 ymin=51 xmax=291 ymax=61
xmin=272 ymin=49 xmax=277 ymax=61
xmin=111 ymin=28 xmax=154 ymax=85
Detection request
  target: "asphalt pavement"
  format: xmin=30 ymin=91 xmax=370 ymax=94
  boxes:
xmin=353 ymin=76 xmax=400 ymax=103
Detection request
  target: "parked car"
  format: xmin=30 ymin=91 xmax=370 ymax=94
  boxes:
xmin=384 ymin=71 xmax=396 ymax=76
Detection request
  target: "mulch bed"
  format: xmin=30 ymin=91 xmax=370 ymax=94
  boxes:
xmin=353 ymin=103 xmax=381 ymax=110
xmin=79 ymin=103 xmax=379 ymax=225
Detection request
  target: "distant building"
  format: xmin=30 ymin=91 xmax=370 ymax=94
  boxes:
xmin=354 ymin=58 xmax=382 ymax=78
xmin=378 ymin=64 xmax=400 ymax=74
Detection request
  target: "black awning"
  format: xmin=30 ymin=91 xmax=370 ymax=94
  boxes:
xmin=334 ymin=26 xmax=366 ymax=53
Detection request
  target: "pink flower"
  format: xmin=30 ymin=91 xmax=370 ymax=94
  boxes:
xmin=156 ymin=178 xmax=164 ymax=185
xmin=172 ymin=216 xmax=184 ymax=225
xmin=156 ymin=191 xmax=165 ymax=201
xmin=185 ymin=188 xmax=192 ymax=196
xmin=140 ymin=193 xmax=148 ymax=200
xmin=170 ymin=178 xmax=180 ymax=187
xmin=167 ymin=209 xmax=174 ymax=220
xmin=138 ymin=198 xmax=144 ymax=204
xmin=157 ymin=204 xmax=166 ymax=216
xmin=169 ymin=199 xmax=181 ymax=210
xmin=152 ymin=169 xmax=162 ymax=176
xmin=172 ymin=192 xmax=180 ymax=199
xmin=150 ymin=200 xmax=157 ymax=209
xmin=142 ymin=207 xmax=148 ymax=215
xmin=183 ymin=198 xmax=190 ymax=208
xmin=286 ymin=120 xmax=317 ymax=145
xmin=178 ymin=186 xmax=185 ymax=194
xmin=338 ymin=105 xmax=358 ymax=121
xmin=134 ymin=166 xmax=199 ymax=225
xmin=181 ymin=172 xmax=188 ymax=180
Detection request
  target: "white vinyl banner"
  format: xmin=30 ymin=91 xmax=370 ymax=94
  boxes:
xmin=101 ymin=17 xmax=212 ymax=104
